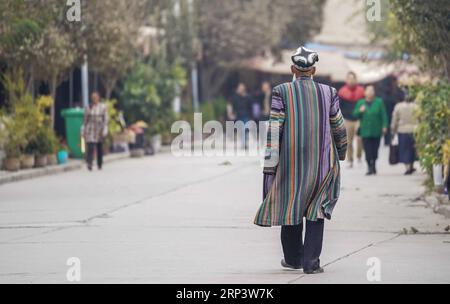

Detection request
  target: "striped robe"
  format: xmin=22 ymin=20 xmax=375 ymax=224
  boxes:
xmin=254 ymin=77 xmax=347 ymax=227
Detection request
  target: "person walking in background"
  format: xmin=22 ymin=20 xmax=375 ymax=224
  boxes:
xmin=353 ymin=85 xmax=388 ymax=176
xmin=229 ymin=83 xmax=252 ymax=122
xmin=338 ymin=72 xmax=365 ymax=168
xmin=82 ymin=92 xmax=109 ymax=171
xmin=391 ymin=91 xmax=419 ymax=175
xmin=253 ymin=81 xmax=272 ymax=121
xmin=381 ymin=76 xmax=405 ymax=146
xmin=254 ymin=46 xmax=347 ymax=274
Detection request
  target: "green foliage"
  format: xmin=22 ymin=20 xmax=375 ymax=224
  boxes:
xmin=26 ymin=127 xmax=58 ymax=156
xmin=0 ymin=120 xmax=6 ymax=149
xmin=1 ymin=73 xmax=59 ymax=157
xmin=388 ymin=0 xmax=450 ymax=79
xmin=104 ymin=99 xmax=124 ymax=136
xmin=120 ymin=58 xmax=187 ymax=136
xmin=412 ymin=83 xmax=450 ymax=176
xmin=0 ymin=114 xmax=27 ymax=158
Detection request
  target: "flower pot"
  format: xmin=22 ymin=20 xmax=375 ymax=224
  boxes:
xmin=57 ymin=151 xmax=69 ymax=165
xmin=47 ymin=154 xmax=58 ymax=166
xmin=3 ymin=157 xmax=21 ymax=172
xmin=151 ymin=134 xmax=162 ymax=154
xmin=35 ymin=155 xmax=48 ymax=168
xmin=20 ymin=154 xmax=35 ymax=169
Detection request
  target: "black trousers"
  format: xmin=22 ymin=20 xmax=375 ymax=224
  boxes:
xmin=86 ymin=142 xmax=103 ymax=168
xmin=362 ymin=137 xmax=381 ymax=162
xmin=281 ymin=219 xmax=325 ymax=270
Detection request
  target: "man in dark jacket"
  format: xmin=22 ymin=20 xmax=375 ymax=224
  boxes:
xmin=229 ymin=83 xmax=252 ymax=148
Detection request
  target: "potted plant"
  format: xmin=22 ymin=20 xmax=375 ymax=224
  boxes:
xmin=45 ymin=127 xmax=59 ymax=166
xmin=22 ymin=139 xmax=37 ymax=170
xmin=3 ymin=138 xmax=21 ymax=172
xmin=57 ymin=140 xmax=69 ymax=165
xmin=0 ymin=114 xmax=27 ymax=172
xmin=33 ymin=128 xmax=50 ymax=168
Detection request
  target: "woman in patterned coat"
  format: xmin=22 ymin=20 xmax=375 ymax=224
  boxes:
xmin=254 ymin=46 xmax=347 ymax=274
xmin=82 ymin=92 xmax=109 ymax=171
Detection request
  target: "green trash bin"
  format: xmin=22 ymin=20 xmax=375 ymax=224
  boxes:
xmin=61 ymin=108 xmax=85 ymax=159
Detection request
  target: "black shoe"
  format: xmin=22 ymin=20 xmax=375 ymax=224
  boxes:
xmin=87 ymin=165 xmax=93 ymax=171
xmin=303 ymin=267 xmax=325 ymax=275
xmin=366 ymin=167 xmax=374 ymax=176
xmin=281 ymin=259 xmax=302 ymax=271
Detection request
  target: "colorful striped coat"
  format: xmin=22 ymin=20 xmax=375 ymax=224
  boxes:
xmin=254 ymin=77 xmax=347 ymax=227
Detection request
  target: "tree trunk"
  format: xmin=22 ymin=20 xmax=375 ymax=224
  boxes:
xmin=102 ymin=77 xmax=118 ymax=100
xmin=199 ymin=65 xmax=230 ymax=102
xmin=26 ymin=67 xmax=35 ymax=100
xmin=442 ymin=54 xmax=450 ymax=81
xmin=105 ymin=85 xmax=113 ymax=100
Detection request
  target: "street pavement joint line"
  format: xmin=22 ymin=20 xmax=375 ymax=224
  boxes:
xmin=78 ymin=164 xmax=252 ymax=225
xmin=1 ymin=226 xmax=70 ymax=243
xmin=288 ymin=233 xmax=402 ymax=284
xmin=0 ymin=164 xmax=252 ymax=243
xmin=0 ymin=223 xmax=85 ymax=230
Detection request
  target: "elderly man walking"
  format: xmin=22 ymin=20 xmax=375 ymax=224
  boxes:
xmin=254 ymin=46 xmax=347 ymax=274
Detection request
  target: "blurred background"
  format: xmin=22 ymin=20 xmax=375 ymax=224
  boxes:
xmin=0 ymin=0 xmax=448 ymax=174
xmin=0 ymin=0 xmax=449 ymax=284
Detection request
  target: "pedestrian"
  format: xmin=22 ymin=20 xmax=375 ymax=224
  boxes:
xmin=381 ymin=76 xmax=405 ymax=146
xmin=82 ymin=92 xmax=109 ymax=171
xmin=230 ymin=83 xmax=252 ymax=123
xmin=338 ymin=71 xmax=365 ymax=168
xmin=390 ymin=91 xmax=418 ymax=175
xmin=353 ymin=85 xmax=388 ymax=176
xmin=254 ymin=46 xmax=348 ymax=274
xmin=253 ymin=81 xmax=272 ymax=121
xmin=230 ymin=83 xmax=252 ymax=148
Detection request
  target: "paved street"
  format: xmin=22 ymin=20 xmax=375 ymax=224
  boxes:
xmin=0 ymin=148 xmax=449 ymax=284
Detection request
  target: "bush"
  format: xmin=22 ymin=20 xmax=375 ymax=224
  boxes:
xmin=25 ymin=126 xmax=59 ymax=156
xmin=412 ymin=83 xmax=450 ymax=177
xmin=1 ymin=72 xmax=58 ymax=158
xmin=0 ymin=113 xmax=28 ymax=158
xmin=120 ymin=57 xmax=186 ymax=136
xmin=199 ymin=97 xmax=228 ymax=123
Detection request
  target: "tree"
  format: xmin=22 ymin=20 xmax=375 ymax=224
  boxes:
xmin=67 ymin=0 xmax=147 ymax=99
xmin=382 ymin=0 xmax=450 ymax=80
xmin=368 ymin=0 xmax=450 ymax=79
xmin=34 ymin=25 xmax=76 ymax=126
xmin=0 ymin=0 xmax=76 ymax=126
xmin=0 ymin=0 xmax=48 ymax=91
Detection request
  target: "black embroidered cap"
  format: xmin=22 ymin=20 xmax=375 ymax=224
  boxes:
xmin=291 ymin=46 xmax=319 ymax=71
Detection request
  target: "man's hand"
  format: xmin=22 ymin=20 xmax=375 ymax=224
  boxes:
xmin=359 ymin=105 xmax=366 ymax=113
xmin=382 ymin=128 xmax=388 ymax=135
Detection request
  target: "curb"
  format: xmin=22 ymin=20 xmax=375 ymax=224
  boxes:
xmin=0 ymin=152 xmax=130 ymax=187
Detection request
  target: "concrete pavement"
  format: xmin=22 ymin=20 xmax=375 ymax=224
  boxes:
xmin=0 ymin=148 xmax=449 ymax=283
